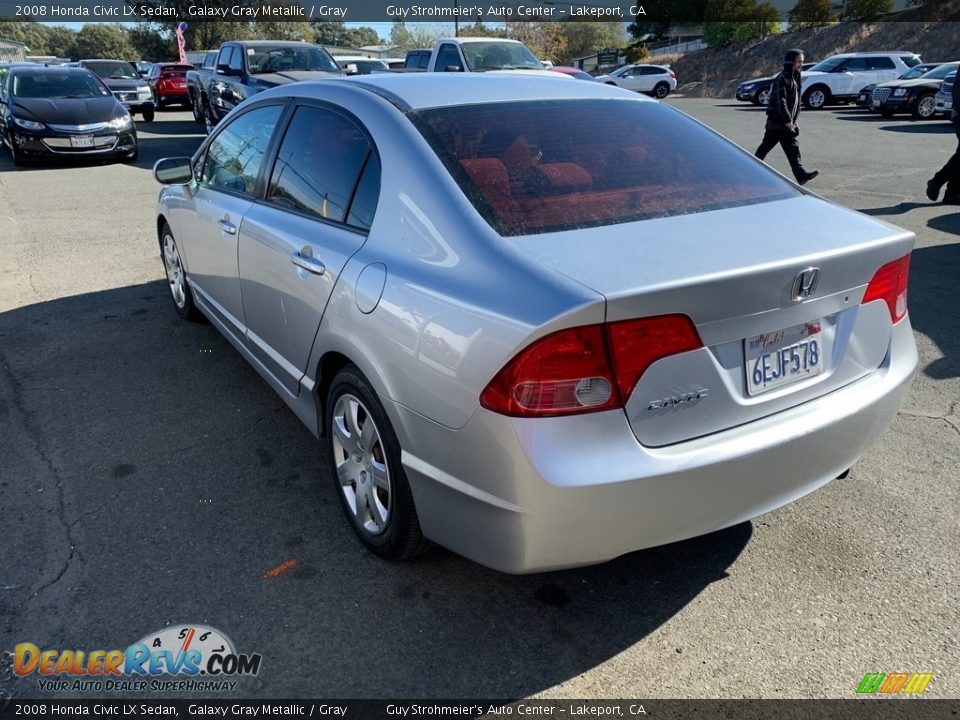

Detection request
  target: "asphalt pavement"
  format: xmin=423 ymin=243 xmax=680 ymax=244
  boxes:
xmin=0 ymin=100 xmax=957 ymax=699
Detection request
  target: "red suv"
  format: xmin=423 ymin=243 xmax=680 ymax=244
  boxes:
xmin=147 ymin=63 xmax=192 ymax=110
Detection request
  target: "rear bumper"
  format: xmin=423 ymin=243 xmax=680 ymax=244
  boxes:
xmin=394 ymin=318 xmax=916 ymax=573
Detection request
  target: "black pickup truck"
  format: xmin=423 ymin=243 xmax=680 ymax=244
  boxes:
xmin=186 ymin=40 xmax=342 ymax=131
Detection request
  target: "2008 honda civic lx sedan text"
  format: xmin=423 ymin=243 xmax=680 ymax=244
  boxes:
xmin=153 ymin=75 xmax=916 ymax=573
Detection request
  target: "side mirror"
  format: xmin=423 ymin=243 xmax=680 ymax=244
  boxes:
xmin=154 ymin=157 xmax=194 ymax=185
xmin=217 ymin=64 xmax=242 ymax=77
xmin=444 ymin=65 xmax=463 ymax=73
xmin=344 ymin=63 xmax=359 ymax=75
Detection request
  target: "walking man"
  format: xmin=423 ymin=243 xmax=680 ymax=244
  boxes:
xmin=926 ymin=69 xmax=960 ymax=204
xmin=755 ymin=48 xmax=819 ymax=185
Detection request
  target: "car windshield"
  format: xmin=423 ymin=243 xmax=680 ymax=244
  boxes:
xmin=921 ymin=63 xmax=959 ymax=80
xmin=86 ymin=61 xmax=138 ymax=80
xmin=899 ymin=65 xmax=933 ymax=79
xmin=247 ymin=45 xmax=339 ymax=75
xmin=461 ymin=42 xmax=542 ymax=71
xmin=808 ymin=57 xmax=846 ymax=72
xmin=11 ymin=72 xmax=110 ymax=99
xmin=411 ymin=99 xmax=798 ymax=236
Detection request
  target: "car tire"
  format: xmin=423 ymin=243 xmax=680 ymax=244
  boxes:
xmin=913 ymin=93 xmax=936 ymax=120
xmin=142 ymin=109 xmax=155 ymax=123
xmin=325 ymin=365 xmax=428 ymax=561
xmin=156 ymin=96 xmax=167 ymax=110
xmin=160 ymin=222 xmax=203 ymax=322
xmin=191 ymin=92 xmax=203 ymax=123
xmin=653 ymin=82 xmax=670 ymax=99
xmin=202 ymin=100 xmax=216 ymax=135
xmin=8 ymin=135 xmax=25 ymax=166
xmin=803 ymin=86 xmax=830 ymax=110
xmin=758 ymin=88 xmax=771 ymax=106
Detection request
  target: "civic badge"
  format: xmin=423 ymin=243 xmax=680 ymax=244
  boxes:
xmin=791 ymin=267 xmax=820 ymax=301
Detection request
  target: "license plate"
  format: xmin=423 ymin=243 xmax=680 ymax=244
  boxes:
xmin=745 ymin=322 xmax=822 ymax=396
xmin=174 ymin=81 xmax=186 ymax=88
xmin=70 ymin=135 xmax=94 ymax=148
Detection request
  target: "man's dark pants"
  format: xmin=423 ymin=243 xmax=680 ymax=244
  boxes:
xmin=930 ymin=120 xmax=960 ymax=200
xmin=755 ymin=127 xmax=808 ymax=183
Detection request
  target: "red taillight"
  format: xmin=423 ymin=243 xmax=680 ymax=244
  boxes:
xmin=480 ymin=325 xmax=620 ymax=417
xmin=607 ymin=315 xmax=703 ymax=401
xmin=480 ymin=315 xmax=702 ymax=417
xmin=862 ymin=254 xmax=910 ymax=323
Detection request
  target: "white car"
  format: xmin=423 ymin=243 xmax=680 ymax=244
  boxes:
xmin=596 ymin=64 xmax=677 ymax=98
xmin=800 ymin=52 xmax=922 ymax=109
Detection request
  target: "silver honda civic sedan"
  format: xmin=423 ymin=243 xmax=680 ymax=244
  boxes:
xmin=153 ymin=75 xmax=916 ymax=573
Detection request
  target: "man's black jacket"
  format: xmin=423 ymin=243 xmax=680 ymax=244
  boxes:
xmin=766 ymin=69 xmax=801 ymax=131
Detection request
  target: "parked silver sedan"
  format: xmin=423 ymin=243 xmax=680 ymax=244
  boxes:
xmin=153 ymin=75 xmax=916 ymax=573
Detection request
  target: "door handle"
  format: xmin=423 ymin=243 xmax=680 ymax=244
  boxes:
xmin=218 ymin=218 xmax=236 ymax=235
xmin=290 ymin=252 xmax=326 ymax=276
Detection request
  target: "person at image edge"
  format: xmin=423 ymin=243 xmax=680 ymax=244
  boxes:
xmin=926 ymin=67 xmax=960 ymax=204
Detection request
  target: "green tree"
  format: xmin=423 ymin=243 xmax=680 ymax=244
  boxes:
xmin=129 ymin=0 xmax=254 ymax=51
xmin=312 ymin=20 xmax=349 ymax=45
xmin=252 ymin=21 xmax=313 ymax=41
xmin=704 ymin=0 xmax=781 ymax=47
xmin=505 ymin=21 xmax=567 ymax=63
xmin=788 ymin=0 xmax=837 ymax=29
xmin=128 ymin=25 xmax=174 ymax=61
xmin=558 ymin=21 xmax=625 ymax=65
xmin=346 ymin=27 xmax=383 ymax=47
xmin=73 ymin=24 xmax=136 ymax=60
xmin=389 ymin=22 xmax=445 ymax=50
xmin=45 ymin=26 xmax=80 ymax=59
xmin=840 ymin=0 xmax=893 ymax=20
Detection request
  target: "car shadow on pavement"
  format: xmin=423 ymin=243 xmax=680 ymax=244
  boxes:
xmin=0 ymin=281 xmax=753 ymax=698
xmin=877 ymin=123 xmax=957 ymax=134
xmin=905 ymin=236 xmax=960 ymax=380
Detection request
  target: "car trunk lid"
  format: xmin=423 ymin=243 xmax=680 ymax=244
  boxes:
xmin=504 ymin=195 xmax=914 ymax=446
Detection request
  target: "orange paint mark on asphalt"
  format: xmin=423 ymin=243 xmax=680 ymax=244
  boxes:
xmin=263 ymin=558 xmax=298 ymax=579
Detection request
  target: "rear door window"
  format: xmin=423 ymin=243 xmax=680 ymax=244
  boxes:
xmin=266 ymin=105 xmax=375 ymax=226
xmin=868 ymin=57 xmax=896 ymax=70
xmin=411 ymin=99 xmax=797 ymax=236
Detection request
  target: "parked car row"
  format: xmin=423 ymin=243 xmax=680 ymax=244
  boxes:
xmin=737 ymin=51 xmax=957 ymax=120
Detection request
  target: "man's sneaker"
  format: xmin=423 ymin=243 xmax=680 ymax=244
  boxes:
xmin=799 ymin=170 xmax=819 ymax=186
xmin=926 ymin=180 xmax=942 ymax=202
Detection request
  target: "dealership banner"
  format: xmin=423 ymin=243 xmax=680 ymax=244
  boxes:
xmin=1 ymin=700 xmax=960 ymax=718
xmin=1 ymin=0 xmax=959 ymax=23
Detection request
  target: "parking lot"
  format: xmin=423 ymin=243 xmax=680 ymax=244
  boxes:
xmin=0 ymin=99 xmax=957 ymax=699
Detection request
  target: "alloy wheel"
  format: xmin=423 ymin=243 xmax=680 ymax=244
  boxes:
xmin=916 ymin=95 xmax=936 ymax=119
xmin=162 ymin=233 xmax=186 ymax=309
xmin=331 ymin=393 xmax=391 ymax=536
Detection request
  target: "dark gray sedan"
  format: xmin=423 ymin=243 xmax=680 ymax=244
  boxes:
xmin=153 ymin=75 xmax=916 ymax=573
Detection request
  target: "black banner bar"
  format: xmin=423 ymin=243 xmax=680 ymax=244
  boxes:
xmin=1 ymin=0 xmax=959 ymax=23
xmin=1 ymin=700 xmax=959 ymax=719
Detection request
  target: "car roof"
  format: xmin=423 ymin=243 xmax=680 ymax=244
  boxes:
xmin=436 ymin=37 xmax=525 ymax=44
xmin=232 ymin=40 xmax=319 ymax=47
xmin=830 ymin=51 xmax=919 ymax=57
xmin=6 ymin=65 xmax=92 ymax=75
xmin=265 ymin=73 xmax=653 ymax=111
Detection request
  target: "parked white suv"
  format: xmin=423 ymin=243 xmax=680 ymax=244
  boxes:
xmin=801 ymin=52 xmax=922 ymax=109
xmin=596 ymin=64 xmax=678 ymax=98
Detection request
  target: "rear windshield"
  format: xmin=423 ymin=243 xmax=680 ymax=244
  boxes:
xmin=411 ymin=99 xmax=797 ymax=236
xmin=160 ymin=65 xmax=193 ymax=74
